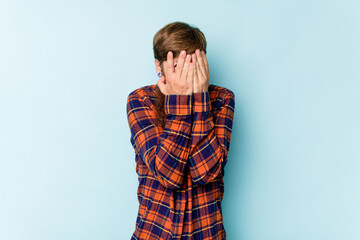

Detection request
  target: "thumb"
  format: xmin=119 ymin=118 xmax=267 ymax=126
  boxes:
xmin=157 ymin=76 xmax=167 ymax=94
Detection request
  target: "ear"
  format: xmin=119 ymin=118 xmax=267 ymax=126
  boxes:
xmin=154 ymin=59 xmax=162 ymax=75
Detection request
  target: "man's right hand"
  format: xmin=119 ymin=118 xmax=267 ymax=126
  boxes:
xmin=157 ymin=50 xmax=194 ymax=95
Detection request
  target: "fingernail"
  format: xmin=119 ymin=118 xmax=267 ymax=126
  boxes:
xmin=181 ymin=50 xmax=186 ymax=55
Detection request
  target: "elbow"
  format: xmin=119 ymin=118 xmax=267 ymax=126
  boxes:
xmin=158 ymin=177 xmax=184 ymax=190
xmin=148 ymin=154 xmax=186 ymax=190
xmin=192 ymin=177 xmax=209 ymax=186
xmin=190 ymin=164 xmax=222 ymax=185
xmin=191 ymin=171 xmax=219 ymax=186
xmin=156 ymin=168 xmax=185 ymax=190
xmin=163 ymin=182 xmax=183 ymax=190
xmin=190 ymin=155 xmax=227 ymax=185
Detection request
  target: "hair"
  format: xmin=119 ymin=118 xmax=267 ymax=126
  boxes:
xmin=152 ymin=21 xmax=213 ymax=128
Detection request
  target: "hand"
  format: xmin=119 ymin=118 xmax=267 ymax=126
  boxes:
xmin=157 ymin=50 xmax=194 ymax=95
xmin=191 ymin=49 xmax=209 ymax=93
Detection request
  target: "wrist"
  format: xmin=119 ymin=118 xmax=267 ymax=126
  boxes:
xmin=193 ymin=85 xmax=208 ymax=93
xmin=193 ymin=91 xmax=211 ymax=112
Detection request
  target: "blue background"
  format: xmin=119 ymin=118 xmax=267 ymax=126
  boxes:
xmin=0 ymin=0 xmax=359 ymax=239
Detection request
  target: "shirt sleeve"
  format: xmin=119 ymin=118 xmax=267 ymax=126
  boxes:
xmin=189 ymin=90 xmax=235 ymax=185
xmin=126 ymin=91 xmax=193 ymax=189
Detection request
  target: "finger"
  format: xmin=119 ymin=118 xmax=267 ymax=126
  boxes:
xmin=195 ymin=49 xmax=206 ymax=77
xmin=195 ymin=56 xmax=203 ymax=85
xmin=192 ymin=53 xmax=199 ymax=86
xmin=192 ymin=57 xmax=197 ymax=91
xmin=193 ymin=57 xmax=198 ymax=76
xmin=192 ymin=52 xmax=197 ymax=65
xmin=166 ymin=51 xmax=174 ymax=73
xmin=181 ymin=54 xmax=191 ymax=81
xmin=201 ymin=50 xmax=209 ymax=73
xmin=175 ymin=50 xmax=187 ymax=77
xmin=187 ymin=62 xmax=194 ymax=86
xmin=192 ymin=52 xmax=202 ymax=77
xmin=191 ymin=53 xmax=197 ymax=73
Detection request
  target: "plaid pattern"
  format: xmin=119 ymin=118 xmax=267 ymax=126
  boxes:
xmin=126 ymin=84 xmax=235 ymax=240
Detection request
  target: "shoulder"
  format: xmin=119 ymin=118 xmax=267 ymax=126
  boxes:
xmin=127 ymin=84 xmax=157 ymax=101
xmin=209 ymin=84 xmax=235 ymax=102
xmin=208 ymin=84 xmax=235 ymax=112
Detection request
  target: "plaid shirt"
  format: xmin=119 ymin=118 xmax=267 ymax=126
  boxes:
xmin=126 ymin=84 xmax=235 ymax=240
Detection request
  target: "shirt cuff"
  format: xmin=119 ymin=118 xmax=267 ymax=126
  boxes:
xmin=165 ymin=94 xmax=192 ymax=115
xmin=193 ymin=91 xmax=211 ymax=112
